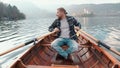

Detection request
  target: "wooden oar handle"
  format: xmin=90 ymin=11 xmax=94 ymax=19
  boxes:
xmin=0 ymin=38 xmax=39 ymax=56
xmin=36 ymin=31 xmax=56 ymax=41
xmin=77 ymin=29 xmax=120 ymax=56
xmin=0 ymin=44 xmax=25 ymax=56
xmin=98 ymin=41 xmax=120 ymax=56
xmin=111 ymin=48 xmax=120 ymax=56
xmin=0 ymin=31 xmax=56 ymax=56
xmin=79 ymin=30 xmax=98 ymax=42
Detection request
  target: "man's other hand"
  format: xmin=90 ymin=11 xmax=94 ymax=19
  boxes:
xmin=53 ymin=28 xmax=60 ymax=32
xmin=74 ymin=26 xmax=80 ymax=31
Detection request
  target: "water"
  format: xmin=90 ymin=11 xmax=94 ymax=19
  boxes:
xmin=0 ymin=17 xmax=120 ymax=67
xmin=80 ymin=17 xmax=120 ymax=49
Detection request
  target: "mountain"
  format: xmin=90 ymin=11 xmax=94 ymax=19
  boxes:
xmin=66 ymin=3 xmax=120 ymax=17
xmin=8 ymin=1 xmax=55 ymax=19
xmin=6 ymin=2 xmax=120 ymax=19
xmin=17 ymin=4 xmax=55 ymax=19
xmin=20 ymin=3 xmax=120 ymax=18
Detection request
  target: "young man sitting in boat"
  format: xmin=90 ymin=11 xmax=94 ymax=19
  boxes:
xmin=48 ymin=7 xmax=81 ymax=62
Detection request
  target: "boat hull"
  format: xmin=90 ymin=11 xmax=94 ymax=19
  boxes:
xmin=10 ymin=31 xmax=120 ymax=68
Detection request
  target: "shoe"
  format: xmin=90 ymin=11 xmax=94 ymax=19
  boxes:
xmin=67 ymin=54 xmax=73 ymax=62
xmin=56 ymin=54 xmax=66 ymax=60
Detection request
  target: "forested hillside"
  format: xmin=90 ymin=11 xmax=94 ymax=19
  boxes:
xmin=0 ymin=2 xmax=25 ymax=21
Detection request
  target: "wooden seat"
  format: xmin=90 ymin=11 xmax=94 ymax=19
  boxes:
xmin=52 ymin=64 xmax=79 ymax=68
xmin=27 ymin=65 xmax=52 ymax=68
xmin=27 ymin=65 xmax=79 ymax=68
xmin=41 ymin=43 xmax=90 ymax=49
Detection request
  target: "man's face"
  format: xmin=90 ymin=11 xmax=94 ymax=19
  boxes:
xmin=56 ymin=10 xmax=64 ymax=18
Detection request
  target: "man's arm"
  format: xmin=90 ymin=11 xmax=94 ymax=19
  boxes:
xmin=48 ymin=19 xmax=56 ymax=32
xmin=72 ymin=17 xmax=81 ymax=29
xmin=74 ymin=18 xmax=81 ymax=28
xmin=48 ymin=19 xmax=59 ymax=32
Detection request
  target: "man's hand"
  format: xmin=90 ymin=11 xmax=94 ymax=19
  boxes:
xmin=53 ymin=28 xmax=60 ymax=32
xmin=74 ymin=26 xmax=80 ymax=31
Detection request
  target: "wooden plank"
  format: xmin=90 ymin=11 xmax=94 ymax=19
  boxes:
xmin=27 ymin=65 xmax=79 ymax=68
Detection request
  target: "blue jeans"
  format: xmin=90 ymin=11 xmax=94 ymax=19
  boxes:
xmin=51 ymin=38 xmax=78 ymax=59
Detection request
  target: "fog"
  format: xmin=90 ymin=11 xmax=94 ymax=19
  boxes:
xmin=1 ymin=0 xmax=120 ymax=19
xmin=2 ymin=0 xmax=120 ymax=12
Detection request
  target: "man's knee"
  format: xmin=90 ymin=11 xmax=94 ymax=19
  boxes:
xmin=51 ymin=41 xmax=57 ymax=48
xmin=73 ymin=45 xmax=78 ymax=51
xmin=70 ymin=40 xmax=79 ymax=51
xmin=51 ymin=38 xmax=63 ymax=47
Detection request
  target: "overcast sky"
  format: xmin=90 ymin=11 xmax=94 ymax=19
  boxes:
xmin=1 ymin=0 xmax=120 ymax=5
xmin=1 ymin=0 xmax=120 ymax=12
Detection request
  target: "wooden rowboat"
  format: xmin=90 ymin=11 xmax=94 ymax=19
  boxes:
xmin=10 ymin=30 xmax=120 ymax=68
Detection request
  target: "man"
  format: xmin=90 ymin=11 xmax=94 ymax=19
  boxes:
xmin=48 ymin=7 xmax=81 ymax=60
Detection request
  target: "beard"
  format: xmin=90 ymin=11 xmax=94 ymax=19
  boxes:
xmin=57 ymin=14 xmax=66 ymax=20
xmin=57 ymin=16 xmax=62 ymax=20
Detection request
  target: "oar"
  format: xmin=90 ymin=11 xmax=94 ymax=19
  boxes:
xmin=78 ymin=29 xmax=120 ymax=56
xmin=0 ymin=31 xmax=56 ymax=56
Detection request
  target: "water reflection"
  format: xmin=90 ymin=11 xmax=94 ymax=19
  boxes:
xmin=78 ymin=17 xmax=120 ymax=51
xmin=82 ymin=17 xmax=88 ymax=31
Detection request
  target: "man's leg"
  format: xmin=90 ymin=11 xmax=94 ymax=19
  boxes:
xmin=66 ymin=39 xmax=79 ymax=54
xmin=51 ymin=38 xmax=68 ymax=59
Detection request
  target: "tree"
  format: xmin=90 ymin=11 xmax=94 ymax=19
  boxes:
xmin=0 ymin=2 xmax=25 ymax=21
xmin=0 ymin=2 xmax=4 ymax=18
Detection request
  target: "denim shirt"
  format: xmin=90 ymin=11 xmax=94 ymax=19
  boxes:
xmin=48 ymin=16 xmax=81 ymax=40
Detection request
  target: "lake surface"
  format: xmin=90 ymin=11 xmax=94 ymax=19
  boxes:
xmin=0 ymin=17 xmax=120 ymax=68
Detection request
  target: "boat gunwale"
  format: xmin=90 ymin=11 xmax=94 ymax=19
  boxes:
xmin=9 ymin=38 xmax=44 ymax=68
xmin=78 ymin=30 xmax=120 ymax=66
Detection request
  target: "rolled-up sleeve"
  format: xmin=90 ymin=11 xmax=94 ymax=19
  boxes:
xmin=73 ymin=17 xmax=81 ymax=29
xmin=48 ymin=19 xmax=57 ymax=32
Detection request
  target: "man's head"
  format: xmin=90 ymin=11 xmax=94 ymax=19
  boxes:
xmin=56 ymin=7 xmax=67 ymax=19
